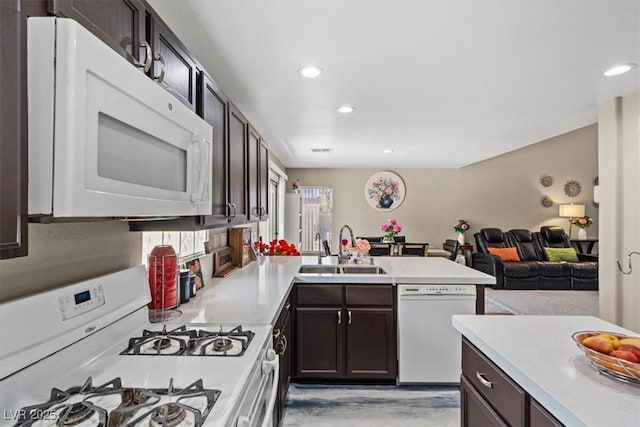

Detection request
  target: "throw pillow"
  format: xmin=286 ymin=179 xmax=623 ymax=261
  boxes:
xmin=544 ymin=247 xmax=579 ymax=262
xmin=487 ymin=247 xmax=521 ymax=262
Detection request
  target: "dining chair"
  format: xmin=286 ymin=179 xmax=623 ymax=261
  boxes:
xmin=442 ymin=239 xmax=460 ymax=261
xmin=369 ymin=242 xmax=393 ymax=256
xmin=399 ymin=243 xmax=429 ymax=257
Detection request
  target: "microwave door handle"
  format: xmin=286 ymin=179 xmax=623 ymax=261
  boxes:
xmin=191 ymin=135 xmax=210 ymax=202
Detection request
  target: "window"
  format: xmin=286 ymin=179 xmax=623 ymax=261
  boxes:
xmin=300 ymin=187 xmax=333 ymax=253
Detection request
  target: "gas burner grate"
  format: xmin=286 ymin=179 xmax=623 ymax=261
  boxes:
xmin=120 ymin=325 xmax=255 ymax=357
xmin=12 ymin=378 xmax=219 ymax=427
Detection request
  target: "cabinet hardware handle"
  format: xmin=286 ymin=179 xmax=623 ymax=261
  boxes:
xmin=348 ymin=310 xmax=352 ymax=325
xmin=337 ymin=310 xmax=342 ymax=324
xmin=281 ymin=335 xmax=288 ymax=354
xmin=476 ymin=371 xmax=493 ymax=388
xmin=272 ymin=328 xmax=281 ymax=339
xmin=285 ymin=303 xmax=291 ymax=310
xmin=153 ymin=54 xmax=165 ymax=82
xmin=134 ymin=41 xmax=153 ymax=73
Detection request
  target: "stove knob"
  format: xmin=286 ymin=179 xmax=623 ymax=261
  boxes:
xmin=262 ymin=349 xmax=278 ymax=374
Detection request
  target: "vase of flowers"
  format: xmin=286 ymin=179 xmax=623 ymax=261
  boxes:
xmin=380 ymin=218 xmax=402 ymax=243
xmin=570 ymin=216 xmax=592 ymax=240
xmin=453 ymin=219 xmax=470 ymax=245
xmin=343 ymin=238 xmax=371 ymax=263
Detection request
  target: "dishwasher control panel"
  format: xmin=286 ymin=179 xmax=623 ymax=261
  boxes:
xmin=398 ymin=284 xmax=476 ymax=295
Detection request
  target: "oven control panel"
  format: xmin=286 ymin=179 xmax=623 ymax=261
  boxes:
xmin=58 ymin=285 xmax=105 ymax=320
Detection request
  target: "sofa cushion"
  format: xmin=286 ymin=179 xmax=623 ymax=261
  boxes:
xmin=570 ymin=262 xmax=598 ymax=278
xmin=544 ymin=247 xmax=579 ymax=262
xmin=536 ymin=261 xmax=571 ymax=277
xmin=488 ymin=247 xmax=520 ymax=262
xmin=503 ymin=261 xmax=538 ymax=278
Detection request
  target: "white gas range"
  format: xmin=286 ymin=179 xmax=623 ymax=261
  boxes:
xmin=0 ymin=266 xmax=276 ymax=427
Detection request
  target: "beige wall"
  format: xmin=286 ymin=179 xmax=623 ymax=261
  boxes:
xmin=0 ymin=222 xmax=141 ymax=302
xmin=287 ymin=124 xmax=599 ymax=252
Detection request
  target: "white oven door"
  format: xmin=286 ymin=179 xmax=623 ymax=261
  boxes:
xmin=28 ymin=18 xmax=212 ymax=218
xmin=235 ymin=348 xmax=279 ymax=427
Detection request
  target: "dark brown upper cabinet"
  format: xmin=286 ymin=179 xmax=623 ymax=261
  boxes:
xmin=146 ymin=10 xmax=198 ymax=111
xmin=1 ymin=0 xmax=47 ymax=259
xmin=248 ymin=126 xmax=270 ymax=222
xmin=49 ymin=0 xmax=147 ymax=69
xmin=259 ymin=140 xmax=269 ymax=219
xmin=228 ymin=104 xmax=249 ymax=223
xmin=198 ymin=72 xmax=230 ymax=227
xmin=247 ymin=125 xmax=261 ymax=221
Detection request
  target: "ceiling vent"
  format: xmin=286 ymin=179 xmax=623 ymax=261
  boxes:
xmin=310 ymin=147 xmax=333 ymax=153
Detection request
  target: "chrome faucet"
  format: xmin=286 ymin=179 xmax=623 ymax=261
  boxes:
xmin=338 ymin=224 xmax=356 ymax=264
xmin=315 ymin=232 xmax=323 ymax=264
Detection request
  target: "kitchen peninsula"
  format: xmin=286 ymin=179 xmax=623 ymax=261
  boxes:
xmin=178 ymin=255 xmax=496 ymax=325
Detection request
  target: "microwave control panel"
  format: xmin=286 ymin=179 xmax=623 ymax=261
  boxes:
xmin=58 ymin=285 xmax=105 ymax=321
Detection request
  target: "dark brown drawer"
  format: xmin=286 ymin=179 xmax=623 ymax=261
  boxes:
xmin=462 ymin=338 xmax=526 ymax=426
xmin=345 ymin=285 xmax=393 ymax=306
xmin=296 ymin=284 xmax=343 ymax=306
xmin=530 ymin=397 xmax=563 ymax=427
xmin=461 ymin=374 xmax=508 ymax=427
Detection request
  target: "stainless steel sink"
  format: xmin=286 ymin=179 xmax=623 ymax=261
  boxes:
xmin=297 ymin=265 xmax=387 ymax=275
xmin=297 ymin=265 xmax=341 ymax=274
xmin=340 ymin=266 xmax=387 ymax=275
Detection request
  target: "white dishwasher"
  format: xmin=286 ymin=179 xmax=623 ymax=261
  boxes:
xmin=397 ymin=284 xmax=477 ymax=384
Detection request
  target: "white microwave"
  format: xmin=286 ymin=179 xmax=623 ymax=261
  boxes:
xmin=27 ymin=18 xmax=212 ymax=218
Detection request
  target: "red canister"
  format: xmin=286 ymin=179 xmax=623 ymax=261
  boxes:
xmin=147 ymin=245 xmax=178 ymax=309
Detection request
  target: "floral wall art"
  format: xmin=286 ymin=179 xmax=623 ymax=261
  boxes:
xmin=364 ymin=171 xmax=406 ymax=211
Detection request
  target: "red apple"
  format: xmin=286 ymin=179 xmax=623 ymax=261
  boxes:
xmin=609 ymin=349 xmax=640 ymax=364
xmin=618 ymin=344 xmax=640 ymax=360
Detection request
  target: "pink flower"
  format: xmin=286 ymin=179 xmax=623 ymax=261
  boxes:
xmin=389 ymin=218 xmax=397 ymax=225
xmin=380 ymin=224 xmax=388 ymax=232
xmin=461 ymin=223 xmax=469 ymax=230
xmin=393 ymin=224 xmax=402 ymax=233
xmin=453 ymin=221 xmax=460 ymax=227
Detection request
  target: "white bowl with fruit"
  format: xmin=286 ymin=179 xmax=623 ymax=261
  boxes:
xmin=572 ymin=331 xmax=640 ymax=384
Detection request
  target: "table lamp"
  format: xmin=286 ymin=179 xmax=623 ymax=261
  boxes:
xmin=559 ymin=203 xmax=585 ymax=239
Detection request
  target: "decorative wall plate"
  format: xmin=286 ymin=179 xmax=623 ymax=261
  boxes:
xmin=540 ymin=175 xmax=553 ymax=187
xmin=541 ymin=195 xmax=553 ymax=207
xmin=564 ymin=180 xmax=581 ymax=197
xmin=364 ymin=171 xmax=406 ymax=211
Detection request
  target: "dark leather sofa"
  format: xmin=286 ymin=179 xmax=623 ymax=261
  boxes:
xmin=472 ymin=227 xmax=598 ymax=290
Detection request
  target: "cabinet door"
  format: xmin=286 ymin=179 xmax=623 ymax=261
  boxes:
xmin=228 ymin=104 xmax=248 ymax=224
xmin=148 ymin=12 xmax=197 ymax=111
xmin=345 ymin=307 xmax=396 ymax=379
xmin=278 ymin=309 xmax=292 ymax=422
xmin=247 ymin=125 xmax=260 ymax=221
xmin=50 ymin=0 xmax=146 ymax=68
xmin=198 ymin=72 xmax=230 ymax=227
xmin=460 ymin=375 xmax=508 ymax=427
xmin=295 ymin=307 xmax=344 ymax=378
xmin=530 ymin=398 xmax=563 ymax=427
xmin=259 ymin=141 xmax=269 ymax=219
xmin=0 ymin=0 xmax=31 ymax=259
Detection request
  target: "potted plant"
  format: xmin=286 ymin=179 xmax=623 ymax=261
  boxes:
xmin=380 ymin=218 xmax=402 ymax=243
xmin=453 ymin=219 xmax=471 ymax=244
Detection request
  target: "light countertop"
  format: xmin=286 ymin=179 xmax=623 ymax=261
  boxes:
xmin=452 ymin=315 xmax=640 ymax=426
xmin=178 ymin=255 xmax=495 ymax=325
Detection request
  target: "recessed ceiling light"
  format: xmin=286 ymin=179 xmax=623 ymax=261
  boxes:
xmin=337 ymin=105 xmax=354 ymax=114
xmin=383 ymin=149 xmax=393 ymax=154
xmin=298 ymin=66 xmax=322 ymax=78
xmin=603 ymin=63 xmax=637 ymax=77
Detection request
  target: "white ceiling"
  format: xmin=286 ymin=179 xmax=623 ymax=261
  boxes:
xmin=148 ymin=0 xmax=639 ymax=168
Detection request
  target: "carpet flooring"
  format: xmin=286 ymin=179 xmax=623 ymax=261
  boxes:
xmin=485 ymin=288 xmax=598 ymax=315
xmin=282 ymin=384 xmax=460 ymax=427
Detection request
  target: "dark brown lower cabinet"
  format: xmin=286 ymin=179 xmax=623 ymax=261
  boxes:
xmin=294 ymin=284 xmax=396 ymax=381
xmin=272 ymin=292 xmax=292 ymax=427
xmin=460 ymin=338 xmax=563 ymax=427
